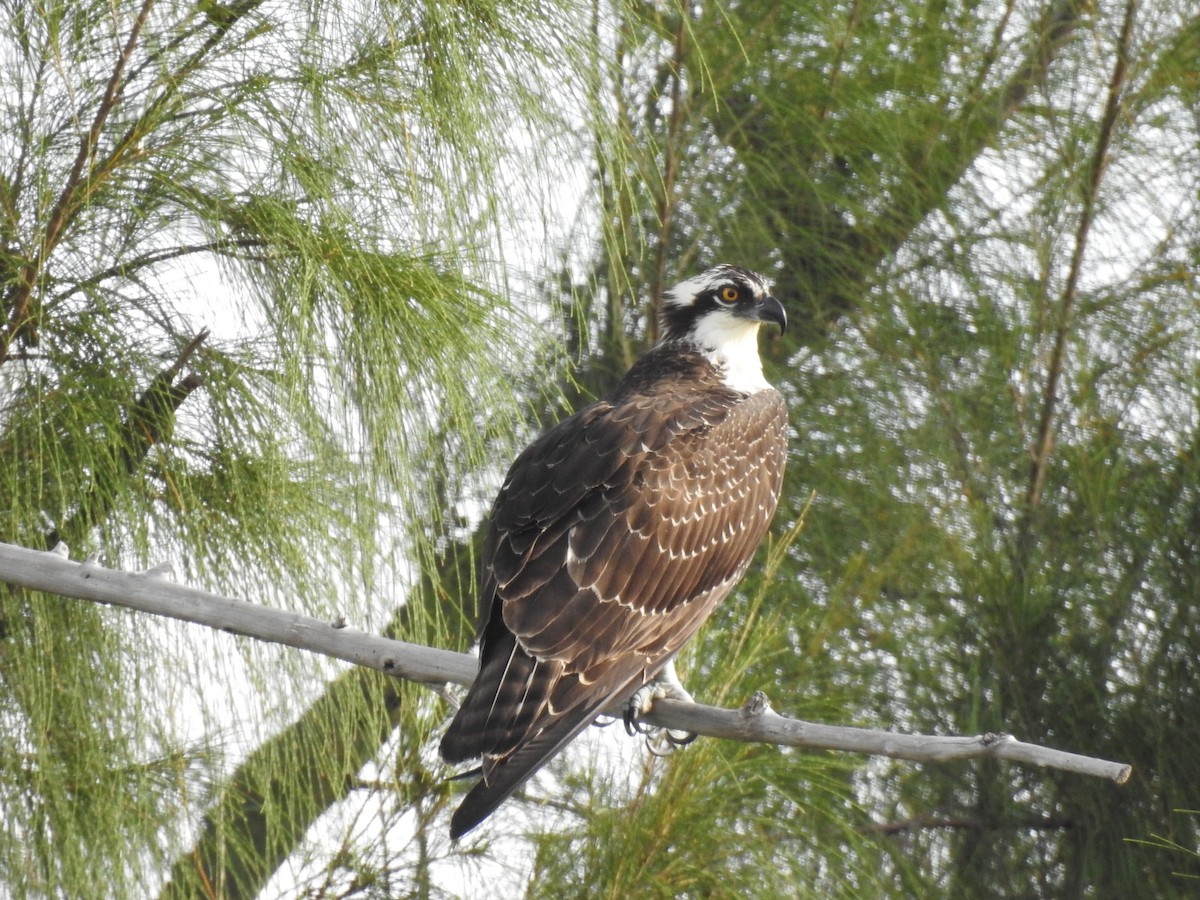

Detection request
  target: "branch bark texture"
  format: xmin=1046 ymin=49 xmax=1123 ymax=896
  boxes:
xmin=0 ymin=540 xmax=1133 ymax=787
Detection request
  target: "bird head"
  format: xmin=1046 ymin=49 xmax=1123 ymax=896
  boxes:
xmin=659 ymin=265 xmax=786 ymax=344
xmin=658 ymin=265 xmax=786 ymax=393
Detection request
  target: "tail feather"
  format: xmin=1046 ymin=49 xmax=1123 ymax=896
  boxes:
xmin=447 ymin=658 xmax=657 ymax=839
xmin=448 ymin=706 xmax=604 ymax=840
xmin=440 ymin=629 xmax=559 ymax=764
xmin=441 ymin=611 xmax=671 ymax=838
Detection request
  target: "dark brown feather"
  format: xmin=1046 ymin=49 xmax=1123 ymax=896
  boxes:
xmin=439 ymin=340 xmax=787 ymax=838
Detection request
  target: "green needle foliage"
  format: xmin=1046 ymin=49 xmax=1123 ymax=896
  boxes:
xmin=545 ymin=0 xmax=1200 ymax=897
xmin=0 ymin=0 xmax=581 ymax=895
xmin=3 ymin=0 xmax=1200 ymax=897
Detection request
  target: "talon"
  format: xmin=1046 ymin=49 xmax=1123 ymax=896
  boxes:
xmin=624 ymin=684 xmax=655 ymax=735
xmin=645 ymin=725 xmax=698 ymax=757
xmin=665 ymin=729 xmax=697 ymax=747
xmin=624 ymin=661 xmax=698 ymax=744
xmin=647 ymin=737 xmax=674 ymax=757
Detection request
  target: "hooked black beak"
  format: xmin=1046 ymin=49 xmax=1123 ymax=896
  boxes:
xmin=752 ymin=294 xmax=787 ymax=334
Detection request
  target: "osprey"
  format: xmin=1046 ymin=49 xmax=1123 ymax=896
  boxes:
xmin=440 ymin=265 xmax=788 ymax=838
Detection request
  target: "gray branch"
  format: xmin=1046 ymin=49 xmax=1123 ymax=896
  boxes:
xmin=0 ymin=540 xmax=1132 ymax=785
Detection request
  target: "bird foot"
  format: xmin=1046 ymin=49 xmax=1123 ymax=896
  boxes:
xmin=623 ymin=663 xmax=697 ymax=750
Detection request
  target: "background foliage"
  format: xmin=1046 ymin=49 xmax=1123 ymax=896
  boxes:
xmin=1 ymin=0 xmax=1198 ymax=896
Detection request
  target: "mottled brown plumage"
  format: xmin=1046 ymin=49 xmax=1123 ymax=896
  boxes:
xmin=440 ymin=266 xmax=787 ymax=838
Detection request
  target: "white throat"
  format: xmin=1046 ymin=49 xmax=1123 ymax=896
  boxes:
xmin=687 ymin=314 xmax=770 ymax=394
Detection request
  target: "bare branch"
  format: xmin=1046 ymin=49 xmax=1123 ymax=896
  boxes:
xmin=865 ymin=812 xmax=1075 ymax=835
xmin=0 ymin=540 xmax=1132 ymax=786
xmin=1024 ymin=0 xmax=1138 ymax=513
xmin=1 ymin=0 xmax=158 ymax=361
xmin=648 ymin=692 xmax=1130 ymax=784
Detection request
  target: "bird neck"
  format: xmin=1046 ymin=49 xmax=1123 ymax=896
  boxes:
xmin=680 ymin=320 xmax=769 ymax=394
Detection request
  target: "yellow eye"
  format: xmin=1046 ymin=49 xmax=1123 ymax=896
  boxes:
xmin=721 ymin=286 xmax=739 ymax=302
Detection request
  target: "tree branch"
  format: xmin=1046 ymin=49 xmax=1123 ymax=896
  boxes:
xmin=865 ymin=811 xmax=1075 ymax=835
xmin=0 ymin=0 xmax=158 ymax=361
xmin=45 ymin=329 xmax=209 ymax=550
xmin=1024 ymin=0 xmax=1137 ymax=513
xmin=734 ymin=0 xmax=1091 ymax=349
xmin=0 ymin=540 xmax=1133 ymax=787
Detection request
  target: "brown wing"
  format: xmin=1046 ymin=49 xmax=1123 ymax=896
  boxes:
xmin=440 ymin=379 xmax=786 ymax=838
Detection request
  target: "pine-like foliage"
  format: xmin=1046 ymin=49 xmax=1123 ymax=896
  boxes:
xmin=0 ymin=0 xmax=581 ymax=895
xmin=3 ymin=0 xmax=1200 ymax=897
xmin=534 ymin=0 xmax=1200 ymax=897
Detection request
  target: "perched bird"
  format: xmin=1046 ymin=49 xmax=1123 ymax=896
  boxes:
xmin=440 ymin=265 xmax=788 ymax=838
